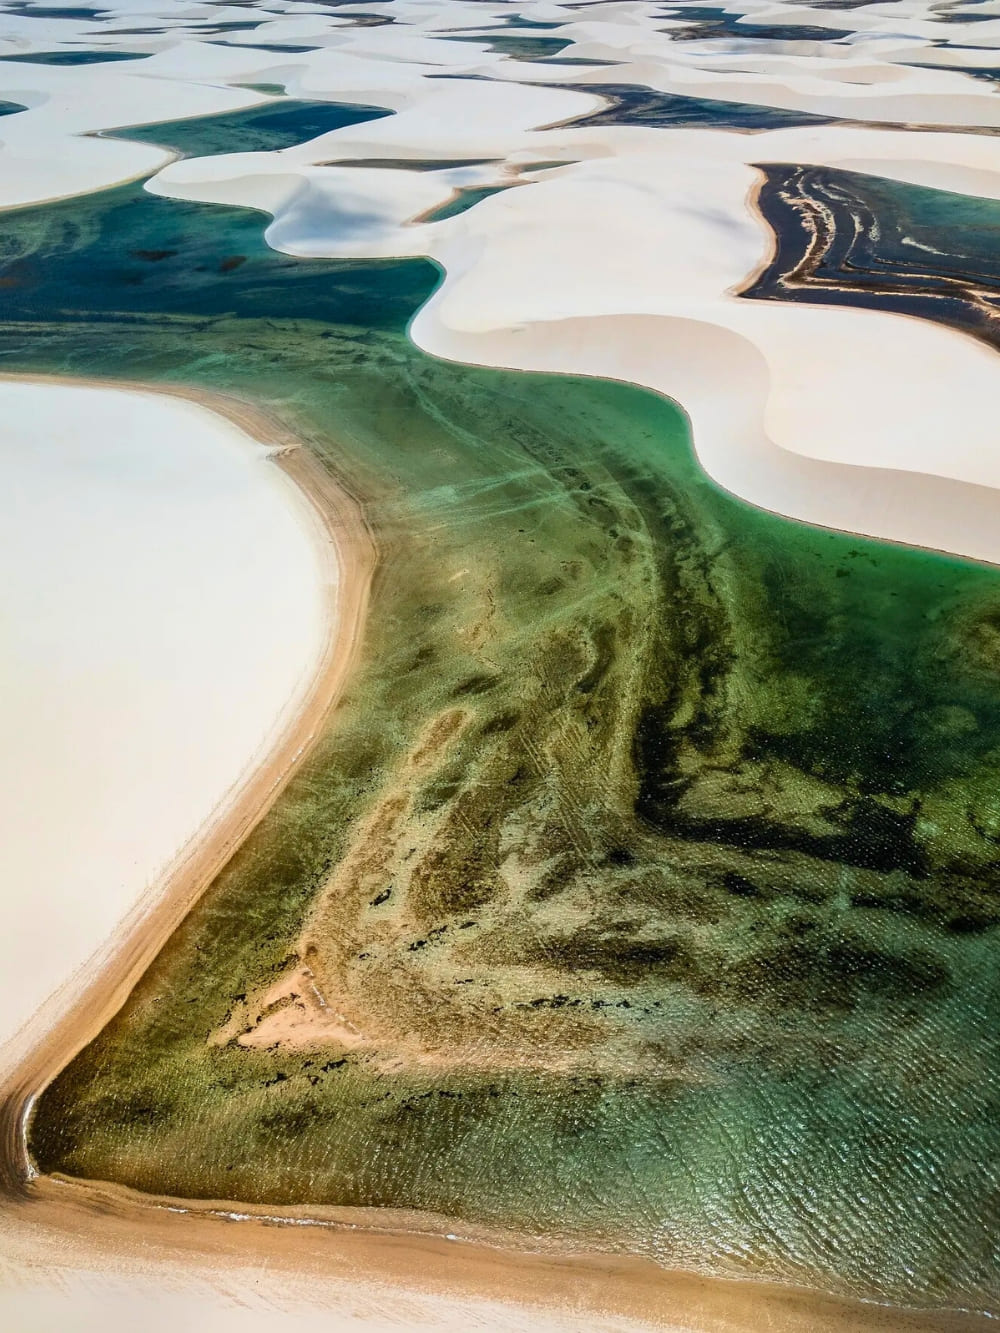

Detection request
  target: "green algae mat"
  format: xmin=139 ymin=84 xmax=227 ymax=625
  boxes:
xmin=2 ymin=104 xmax=1000 ymax=1312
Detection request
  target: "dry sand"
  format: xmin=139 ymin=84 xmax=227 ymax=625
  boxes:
xmin=0 ymin=379 xmax=345 ymax=1071
xmin=5 ymin=3 xmax=1000 ymax=1330
xmin=0 ymin=373 xmax=369 ymax=1097
xmin=0 ymin=373 xmax=378 ymax=1323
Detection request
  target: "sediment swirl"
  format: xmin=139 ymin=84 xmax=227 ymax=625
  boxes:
xmin=3 ymin=103 xmax=1000 ymax=1317
xmin=743 ymin=161 xmax=1000 ymax=348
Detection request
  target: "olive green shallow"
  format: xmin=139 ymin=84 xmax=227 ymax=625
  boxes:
xmin=0 ymin=103 xmax=998 ymax=1313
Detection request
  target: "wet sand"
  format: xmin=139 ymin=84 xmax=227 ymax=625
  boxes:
xmin=5 ymin=4 xmax=1000 ymax=1328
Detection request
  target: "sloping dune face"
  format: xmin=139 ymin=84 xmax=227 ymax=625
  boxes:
xmin=0 ymin=379 xmax=330 ymax=1061
xmin=7 ymin=0 xmax=1000 ymax=1322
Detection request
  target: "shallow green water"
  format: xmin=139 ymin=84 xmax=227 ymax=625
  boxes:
xmin=109 ymin=98 xmax=391 ymax=158
xmin=5 ymin=106 xmax=1000 ymax=1312
xmin=422 ymin=182 xmax=513 ymax=221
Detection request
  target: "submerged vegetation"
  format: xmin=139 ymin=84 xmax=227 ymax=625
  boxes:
xmin=2 ymin=104 xmax=999 ymax=1309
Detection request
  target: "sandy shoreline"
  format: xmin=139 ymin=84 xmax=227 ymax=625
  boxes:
xmin=6 ymin=3 xmax=1000 ymax=561
xmin=5 ymin=3 xmax=1000 ymax=1327
xmin=3 ymin=1172 xmax=989 ymax=1333
xmin=145 ymin=102 xmax=1000 ymax=566
xmin=0 ymin=378 xmax=991 ymax=1333
xmin=0 ymin=373 xmax=374 ymax=1185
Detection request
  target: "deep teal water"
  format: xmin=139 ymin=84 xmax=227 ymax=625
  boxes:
xmin=564 ymin=83 xmax=836 ymax=129
xmin=108 ymin=98 xmax=392 ymax=158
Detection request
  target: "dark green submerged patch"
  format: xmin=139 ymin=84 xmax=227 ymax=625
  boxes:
xmin=0 ymin=50 xmax=148 ymax=65
xmin=442 ymin=32 xmax=573 ymax=61
xmin=745 ymin=162 xmax=1000 ymax=350
xmin=420 ymin=182 xmax=513 ymax=221
xmin=5 ymin=102 xmax=1000 ymax=1313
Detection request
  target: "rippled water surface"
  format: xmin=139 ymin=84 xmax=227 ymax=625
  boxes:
xmin=7 ymin=91 xmax=1000 ymax=1317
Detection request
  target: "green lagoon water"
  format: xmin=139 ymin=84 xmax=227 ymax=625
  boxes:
xmin=3 ymin=102 xmax=999 ymax=1312
xmin=107 ymin=98 xmax=392 ymax=158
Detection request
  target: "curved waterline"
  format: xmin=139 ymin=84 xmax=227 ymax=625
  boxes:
xmin=0 ymin=376 xmax=374 ymax=1194
xmin=1 ymin=100 xmax=999 ymax=1325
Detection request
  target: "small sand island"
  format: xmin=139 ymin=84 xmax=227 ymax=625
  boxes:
xmin=3 ymin=2 xmax=1000 ymax=1331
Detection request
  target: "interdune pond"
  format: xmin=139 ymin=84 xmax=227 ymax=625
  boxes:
xmin=3 ymin=95 xmax=1000 ymax=1318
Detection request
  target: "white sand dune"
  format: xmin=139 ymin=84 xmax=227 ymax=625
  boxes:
xmin=0 ymin=380 xmax=332 ymax=1069
xmin=148 ymin=91 xmax=1000 ymax=560
xmin=0 ymin=61 xmax=269 ymax=206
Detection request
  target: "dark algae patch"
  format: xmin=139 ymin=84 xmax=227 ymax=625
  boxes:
xmin=746 ymin=161 xmax=1000 ymax=354
xmin=6 ymin=102 xmax=1000 ymax=1313
xmin=563 ymin=83 xmax=837 ymax=130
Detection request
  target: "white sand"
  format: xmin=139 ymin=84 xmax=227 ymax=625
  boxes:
xmin=0 ymin=1264 xmax=657 ymax=1333
xmin=148 ymin=88 xmax=1000 ymax=560
xmin=0 ymin=380 xmax=332 ymax=1066
xmin=6 ymin=4 xmax=1000 ymax=1331
xmin=0 ymin=61 xmax=270 ymax=208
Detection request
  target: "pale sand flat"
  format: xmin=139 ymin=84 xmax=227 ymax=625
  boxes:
xmin=149 ymin=102 xmax=1000 ymax=559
